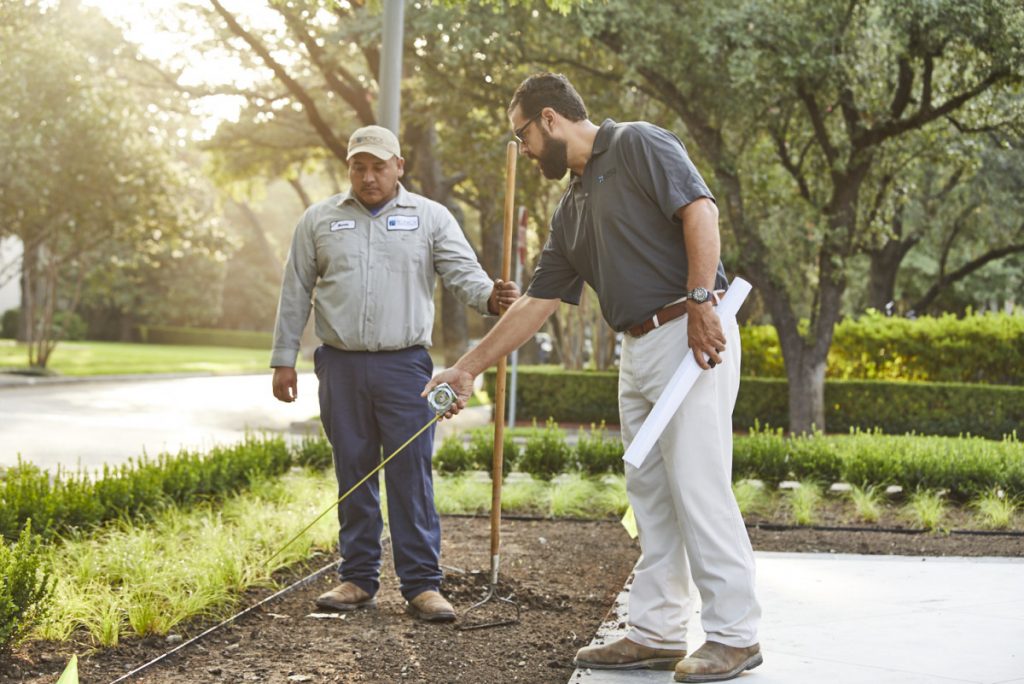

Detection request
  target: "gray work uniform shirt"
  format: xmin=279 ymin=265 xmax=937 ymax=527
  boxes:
xmin=526 ymin=119 xmax=728 ymax=332
xmin=270 ymin=184 xmax=493 ymax=367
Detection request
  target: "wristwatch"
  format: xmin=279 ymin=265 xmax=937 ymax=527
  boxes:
xmin=686 ymin=286 xmax=711 ymax=304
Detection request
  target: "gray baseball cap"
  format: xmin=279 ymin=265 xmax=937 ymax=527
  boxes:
xmin=347 ymin=125 xmax=401 ymax=161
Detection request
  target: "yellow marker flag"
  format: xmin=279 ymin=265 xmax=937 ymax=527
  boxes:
xmin=57 ymin=655 xmax=78 ymax=684
xmin=620 ymin=505 xmax=638 ymax=539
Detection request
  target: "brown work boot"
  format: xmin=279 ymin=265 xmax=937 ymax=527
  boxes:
xmin=674 ymin=641 xmax=762 ymax=682
xmin=406 ymin=590 xmax=456 ymax=622
xmin=574 ymin=637 xmax=686 ymax=671
xmin=315 ymin=581 xmax=376 ymax=611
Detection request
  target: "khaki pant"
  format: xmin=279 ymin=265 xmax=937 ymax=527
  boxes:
xmin=619 ymin=314 xmax=760 ymax=649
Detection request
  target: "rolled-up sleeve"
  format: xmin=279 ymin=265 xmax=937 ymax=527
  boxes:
xmin=430 ymin=207 xmax=493 ymax=315
xmin=525 ymin=232 xmax=583 ymax=304
xmin=270 ymin=211 xmax=318 ymax=367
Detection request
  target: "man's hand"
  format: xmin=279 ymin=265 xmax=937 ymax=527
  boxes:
xmin=687 ymin=302 xmax=727 ymax=370
xmin=487 ymin=279 xmax=521 ymax=315
xmin=422 ymin=367 xmax=475 ymax=420
xmin=272 ymin=366 xmax=298 ymax=402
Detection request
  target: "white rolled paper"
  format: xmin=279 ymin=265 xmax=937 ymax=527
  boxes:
xmin=622 ymin=278 xmax=753 ymax=468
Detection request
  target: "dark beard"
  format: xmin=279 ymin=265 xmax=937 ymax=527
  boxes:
xmin=537 ymin=130 xmax=569 ymax=180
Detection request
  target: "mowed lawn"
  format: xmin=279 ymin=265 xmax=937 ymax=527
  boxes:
xmin=0 ymin=340 xmax=310 ymax=376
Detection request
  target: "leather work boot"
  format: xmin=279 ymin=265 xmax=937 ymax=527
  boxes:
xmin=406 ymin=590 xmax=456 ymax=622
xmin=315 ymin=581 xmax=376 ymax=611
xmin=574 ymin=637 xmax=686 ymax=671
xmin=674 ymin=641 xmax=763 ymax=682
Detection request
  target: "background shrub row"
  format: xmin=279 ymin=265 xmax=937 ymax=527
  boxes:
xmin=741 ymin=311 xmax=1024 ymax=384
xmin=486 ymin=369 xmax=1024 ymax=439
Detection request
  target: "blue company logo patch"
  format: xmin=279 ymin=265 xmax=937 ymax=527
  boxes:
xmin=387 ymin=215 xmax=419 ymax=231
xmin=596 ymin=167 xmax=618 ymax=184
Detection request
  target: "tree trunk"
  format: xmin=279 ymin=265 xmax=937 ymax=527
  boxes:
xmin=865 ymin=239 xmax=912 ymax=312
xmin=783 ymin=344 xmax=827 ymax=435
xmin=17 ymin=243 xmax=37 ymax=343
xmin=865 ymin=206 xmax=917 ymax=312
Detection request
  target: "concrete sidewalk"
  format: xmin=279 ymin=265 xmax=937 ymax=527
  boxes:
xmin=571 ymin=552 xmax=1024 ymax=684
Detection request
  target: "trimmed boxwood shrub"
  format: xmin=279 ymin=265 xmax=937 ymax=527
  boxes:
xmin=0 ymin=521 xmax=54 ymax=655
xmin=520 ymin=419 xmax=571 ymax=481
xmin=574 ymin=422 xmax=625 ymax=476
xmin=466 ymin=427 xmax=518 ymax=480
xmin=488 ymin=368 xmax=1024 ymax=439
xmin=0 ymin=435 xmax=293 ymax=543
xmin=433 ymin=434 xmax=474 ymax=475
xmin=136 ymin=325 xmax=272 ymax=350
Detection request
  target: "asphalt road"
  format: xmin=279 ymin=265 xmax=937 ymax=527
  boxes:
xmin=0 ymin=373 xmax=322 ymax=472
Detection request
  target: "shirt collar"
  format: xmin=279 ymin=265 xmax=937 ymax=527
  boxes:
xmin=337 ymin=182 xmax=417 ymax=211
xmin=569 ymin=119 xmax=617 ymax=187
xmin=591 ymin=118 xmax=617 ymax=157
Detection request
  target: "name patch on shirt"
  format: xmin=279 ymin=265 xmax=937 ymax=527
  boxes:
xmin=387 ymin=215 xmax=419 ymax=231
xmin=330 ymin=220 xmax=356 ymax=231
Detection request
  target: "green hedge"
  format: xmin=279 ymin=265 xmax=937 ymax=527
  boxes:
xmin=741 ymin=311 xmax=1024 ymax=384
xmin=734 ymin=426 xmax=1024 ymax=502
xmin=0 ymin=435 xmax=293 ymax=543
xmin=136 ymin=325 xmax=272 ymax=350
xmin=487 ymin=368 xmax=1024 ymax=439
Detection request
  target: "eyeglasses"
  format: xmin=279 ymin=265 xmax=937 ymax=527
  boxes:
xmin=513 ymin=111 xmax=542 ymax=143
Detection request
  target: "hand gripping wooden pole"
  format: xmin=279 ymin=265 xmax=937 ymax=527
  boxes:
xmin=460 ymin=140 xmax=521 ymax=630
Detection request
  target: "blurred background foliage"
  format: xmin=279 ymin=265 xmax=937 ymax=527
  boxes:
xmin=0 ymin=0 xmax=1021 ymax=432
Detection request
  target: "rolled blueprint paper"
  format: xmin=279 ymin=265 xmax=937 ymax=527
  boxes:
xmin=622 ymin=278 xmax=753 ymax=469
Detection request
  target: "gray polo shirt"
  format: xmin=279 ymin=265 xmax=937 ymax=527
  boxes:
xmin=270 ymin=184 xmax=493 ymax=367
xmin=526 ymin=119 xmax=728 ymax=332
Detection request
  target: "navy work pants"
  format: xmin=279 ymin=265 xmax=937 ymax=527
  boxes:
xmin=314 ymin=344 xmax=441 ymax=601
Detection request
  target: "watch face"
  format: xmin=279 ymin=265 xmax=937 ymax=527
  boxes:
xmin=690 ymin=287 xmax=709 ymax=303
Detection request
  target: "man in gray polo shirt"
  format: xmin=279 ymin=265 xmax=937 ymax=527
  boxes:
xmin=271 ymin=125 xmax=519 ymax=623
xmin=424 ymin=74 xmax=762 ymax=681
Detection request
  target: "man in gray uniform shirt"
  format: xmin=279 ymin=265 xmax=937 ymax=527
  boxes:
xmin=271 ymin=125 xmax=519 ymax=623
xmin=424 ymin=74 xmax=762 ymax=681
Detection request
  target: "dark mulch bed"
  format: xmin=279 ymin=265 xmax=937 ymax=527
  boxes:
xmin=5 ymin=513 xmax=1023 ymax=684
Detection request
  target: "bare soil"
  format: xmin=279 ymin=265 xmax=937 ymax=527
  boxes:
xmin=5 ymin=511 xmax=1024 ymax=684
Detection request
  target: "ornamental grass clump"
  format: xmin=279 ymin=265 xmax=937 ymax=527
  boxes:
xmin=0 ymin=521 xmax=54 ymax=655
xmin=549 ymin=474 xmax=628 ymax=518
xmin=849 ymin=485 xmax=884 ymax=524
xmin=972 ymin=490 xmax=1018 ymax=530
xmin=732 ymin=480 xmax=772 ymax=518
xmin=432 ymin=475 xmax=489 ymax=514
xmin=906 ymin=490 xmax=947 ymax=531
xmin=786 ymin=482 xmax=822 ymax=526
xmin=37 ymin=471 xmax=338 ymax=646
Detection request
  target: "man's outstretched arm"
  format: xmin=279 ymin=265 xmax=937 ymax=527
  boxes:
xmin=422 ymin=295 xmax=560 ymax=417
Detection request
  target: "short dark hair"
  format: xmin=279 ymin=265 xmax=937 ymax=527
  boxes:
xmin=508 ymin=73 xmax=588 ymax=122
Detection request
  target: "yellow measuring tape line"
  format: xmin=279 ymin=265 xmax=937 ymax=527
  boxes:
xmin=265 ymin=413 xmax=442 ymax=566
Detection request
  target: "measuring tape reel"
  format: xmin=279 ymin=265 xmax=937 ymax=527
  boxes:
xmin=427 ymin=383 xmax=458 ymax=414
